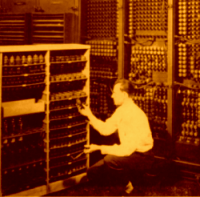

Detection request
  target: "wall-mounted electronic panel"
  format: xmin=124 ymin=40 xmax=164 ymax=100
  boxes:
xmin=82 ymin=0 xmax=119 ymax=120
xmin=128 ymin=0 xmax=168 ymax=39
xmin=126 ymin=0 xmax=169 ymax=157
xmin=174 ymin=0 xmax=200 ymax=165
xmin=0 ymin=14 xmax=30 ymax=45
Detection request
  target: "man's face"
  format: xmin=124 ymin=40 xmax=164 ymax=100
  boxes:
xmin=111 ymin=83 xmax=126 ymax=106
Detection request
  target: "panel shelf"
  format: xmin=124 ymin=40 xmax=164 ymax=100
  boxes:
xmin=2 ymin=64 xmax=46 ymax=76
xmin=2 ymin=74 xmax=46 ymax=86
xmin=0 ymin=44 xmax=90 ymax=196
xmin=49 ymin=156 xmax=87 ymax=170
xmin=2 ymin=63 xmax=46 ymax=67
xmin=2 ymin=72 xmax=46 ymax=77
xmin=50 ymin=73 xmax=87 ymax=83
xmin=49 ymin=113 xmax=82 ymax=122
xmin=2 ymin=127 xmax=45 ymax=140
xmin=49 ymin=96 xmax=87 ymax=113
xmin=50 ymin=104 xmax=77 ymax=112
xmin=49 ymin=159 xmax=87 ymax=177
xmin=49 ymin=167 xmax=87 ymax=183
xmin=49 ymin=149 xmax=83 ymax=160
xmin=49 ymin=141 xmax=86 ymax=159
xmin=2 ymin=159 xmax=46 ymax=171
xmin=50 ymin=91 xmax=87 ymax=102
xmin=49 ymin=139 xmax=87 ymax=150
xmin=50 ymin=60 xmax=87 ymax=64
xmin=50 ymin=131 xmax=87 ymax=141
xmin=49 ymin=122 xmax=87 ymax=139
xmin=2 ymin=82 xmax=46 ymax=88
xmin=49 ymin=119 xmax=88 ymax=131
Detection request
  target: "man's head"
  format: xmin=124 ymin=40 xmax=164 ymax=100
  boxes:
xmin=111 ymin=79 xmax=134 ymax=106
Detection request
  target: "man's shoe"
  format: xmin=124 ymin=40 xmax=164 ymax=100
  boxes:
xmin=125 ymin=181 xmax=134 ymax=194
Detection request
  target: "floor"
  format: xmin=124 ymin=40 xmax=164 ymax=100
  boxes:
xmin=45 ymin=161 xmax=200 ymax=196
xmin=46 ymin=177 xmax=200 ymax=196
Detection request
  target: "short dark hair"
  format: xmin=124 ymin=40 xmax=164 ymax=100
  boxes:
xmin=114 ymin=78 xmax=134 ymax=96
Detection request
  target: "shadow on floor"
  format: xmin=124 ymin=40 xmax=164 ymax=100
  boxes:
xmin=45 ymin=178 xmax=200 ymax=196
xmin=45 ymin=166 xmax=200 ymax=196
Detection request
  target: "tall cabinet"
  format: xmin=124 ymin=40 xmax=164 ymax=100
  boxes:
xmin=0 ymin=44 xmax=90 ymax=196
xmin=125 ymin=0 xmax=200 ymax=180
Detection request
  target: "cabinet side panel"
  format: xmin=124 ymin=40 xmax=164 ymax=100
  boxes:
xmin=0 ymin=53 xmax=2 ymax=197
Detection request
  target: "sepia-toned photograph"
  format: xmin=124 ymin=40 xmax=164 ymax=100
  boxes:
xmin=0 ymin=0 xmax=200 ymax=196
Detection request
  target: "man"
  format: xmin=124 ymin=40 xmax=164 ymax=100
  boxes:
xmin=77 ymin=78 xmax=154 ymax=194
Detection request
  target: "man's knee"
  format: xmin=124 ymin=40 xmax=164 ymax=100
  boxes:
xmin=104 ymin=154 xmax=124 ymax=170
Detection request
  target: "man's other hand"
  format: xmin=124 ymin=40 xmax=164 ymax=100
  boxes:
xmin=84 ymin=144 xmax=101 ymax=154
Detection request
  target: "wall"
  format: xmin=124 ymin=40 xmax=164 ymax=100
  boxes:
xmin=1 ymin=0 xmax=77 ymax=14
xmin=0 ymin=0 xmax=81 ymax=43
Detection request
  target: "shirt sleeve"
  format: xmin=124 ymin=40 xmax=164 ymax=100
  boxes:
xmin=89 ymin=110 xmax=119 ymax=136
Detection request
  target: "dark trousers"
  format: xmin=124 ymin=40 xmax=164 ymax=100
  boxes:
xmin=87 ymin=150 xmax=154 ymax=186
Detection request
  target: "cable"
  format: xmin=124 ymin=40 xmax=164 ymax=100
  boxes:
xmin=131 ymin=80 xmax=155 ymax=89
xmin=185 ymin=40 xmax=200 ymax=45
xmin=174 ymin=81 xmax=200 ymax=90
xmin=131 ymin=36 xmax=156 ymax=47
xmin=175 ymin=35 xmax=200 ymax=45
xmin=70 ymin=151 xmax=85 ymax=160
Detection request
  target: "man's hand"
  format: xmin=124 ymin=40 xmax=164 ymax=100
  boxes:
xmin=84 ymin=144 xmax=101 ymax=154
xmin=76 ymin=101 xmax=92 ymax=118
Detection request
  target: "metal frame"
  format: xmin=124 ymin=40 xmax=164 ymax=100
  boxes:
xmin=0 ymin=53 xmax=2 ymax=197
xmin=167 ymin=0 xmax=175 ymax=137
xmin=118 ymin=0 xmax=125 ymax=79
xmin=45 ymin=50 xmax=50 ymax=193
